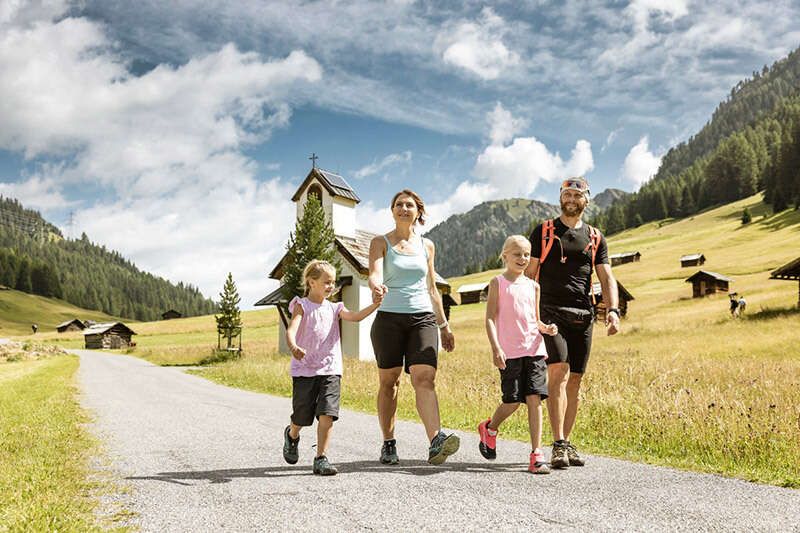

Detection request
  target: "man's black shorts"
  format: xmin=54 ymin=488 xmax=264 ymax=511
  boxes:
xmin=499 ymin=356 xmax=548 ymax=404
xmin=540 ymin=305 xmax=594 ymax=374
xmin=370 ymin=311 xmax=438 ymax=373
xmin=291 ymin=375 xmax=341 ymax=426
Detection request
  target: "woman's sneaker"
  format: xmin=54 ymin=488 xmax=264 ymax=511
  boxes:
xmin=565 ymin=441 xmax=586 ymax=466
xmin=550 ymin=441 xmax=569 ymax=469
xmin=283 ymin=425 xmax=299 ymax=465
xmin=313 ymin=455 xmax=338 ymax=476
xmin=477 ymin=418 xmax=497 ymax=460
xmin=380 ymin=439 xmax=399 ymax=465
xmin=428 ymin=431 xmax=460 ymax=465
xmin=529 ymin=449 xmax=551 ymax=474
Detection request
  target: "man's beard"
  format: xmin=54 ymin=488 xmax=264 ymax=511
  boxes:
xmin=560 ymin=198 xmax=586 ymax=217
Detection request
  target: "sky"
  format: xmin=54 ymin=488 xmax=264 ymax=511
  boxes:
xmin=0 ymin=0 xmax=798 ymax=308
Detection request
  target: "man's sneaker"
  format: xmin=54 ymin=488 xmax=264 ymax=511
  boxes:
xmin=477 ymin=418 xmax=497 ymax=460
xmin=550 ymin=441 xmax=569 ymax=469
xmin=282 ymin=425 xmax=299 ymax=465
xmin=380 ymin=439 xmax=399 ymax=465
xmin=565 ymin=441 xmax=586 ymax=466
xmin=428 ymin=431 xmax=460 ymax=465
xmin=529 ymin=448 xmax=551 ymax=474
xmin=313 ymin=455 xmax=338 ymax=476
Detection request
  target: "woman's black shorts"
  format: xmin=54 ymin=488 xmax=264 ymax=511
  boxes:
xmin=370 ymin=311 xmax=438 ymax=373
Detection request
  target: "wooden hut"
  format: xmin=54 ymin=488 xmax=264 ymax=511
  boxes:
xmin=457 ymin=282 xmax=490 ymax=304
xmin=770 ymin=257 xmax=800 ymax=308
xmin=56 ymin=318 xmax=85 ymax=333
xmin=591 ymin=281 xmax=634 ymax=320
xmin=161 ymin=309 xmax=182 ymax=320
xmin=609 ymin=252 xmax=641 ymax=267
xmin=685 ymin=270 xmax=730 ymax=298
xmin=680 ymin=253 xmax=706 ymax=268
xmin=83 ymin=322 xmax=136 ymax=349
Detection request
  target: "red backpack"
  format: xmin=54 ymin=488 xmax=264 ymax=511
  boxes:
xmin=536 ymin=219 xmax=602 ymax=301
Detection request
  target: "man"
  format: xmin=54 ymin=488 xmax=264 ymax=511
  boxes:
xmin=526 ymin=177 xmax=620 ymax=469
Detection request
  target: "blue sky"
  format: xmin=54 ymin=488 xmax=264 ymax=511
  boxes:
xmin=0 ymin=0 xmax=798 ymax=307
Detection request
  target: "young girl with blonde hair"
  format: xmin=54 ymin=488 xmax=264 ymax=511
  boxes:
xmin=282 ymin=260 xmax=382 ymax=475
xmin=478 ymin=235 xmax=558 ymax=474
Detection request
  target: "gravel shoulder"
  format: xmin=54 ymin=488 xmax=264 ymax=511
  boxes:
xmin=74 ymin=350 xmax=800 ymax=532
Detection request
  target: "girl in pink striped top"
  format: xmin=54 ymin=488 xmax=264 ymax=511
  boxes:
xmin=478 ymin=235 xmax=558 ymax=474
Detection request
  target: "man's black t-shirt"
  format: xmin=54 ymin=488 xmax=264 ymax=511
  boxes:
xmin=529 ymin=218 xmax=609 ymax=310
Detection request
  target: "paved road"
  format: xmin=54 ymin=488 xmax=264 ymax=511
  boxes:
xmin=75 ymin=350 xmax=800 ymax=532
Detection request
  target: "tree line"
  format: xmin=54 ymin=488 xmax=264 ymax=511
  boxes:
xmin=591 ymin=46 xmax=800 ymax=235
xmin=0 ymin=199 xmax=216 ymax=320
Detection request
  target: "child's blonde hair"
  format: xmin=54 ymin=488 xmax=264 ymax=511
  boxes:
xmin=301 ymin=260 xmax=337 ymax=295
xmin=500 ymin=235 xmax=531 ymax=265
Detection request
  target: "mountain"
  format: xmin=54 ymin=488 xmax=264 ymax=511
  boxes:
xmin=593 ymin=188 xmax=629 ymax=210
xmin=0 ymin=196 xmax=216 ymax=321
xmin=595 ymin=46 xmax=800 ymax=234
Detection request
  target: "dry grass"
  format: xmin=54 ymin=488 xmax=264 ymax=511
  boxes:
xmin=45 ymin=193 xmax=800 ymax=487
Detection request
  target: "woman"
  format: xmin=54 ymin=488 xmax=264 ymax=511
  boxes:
xmin=368 ymin=189 xmax=458 ymax=466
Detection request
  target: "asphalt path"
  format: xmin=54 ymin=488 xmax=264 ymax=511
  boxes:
xmin=74 ymin=350 xmax=800 ymax=532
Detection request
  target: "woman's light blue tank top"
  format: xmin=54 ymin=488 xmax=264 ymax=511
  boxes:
xmin=379 ymin=235 xmax=433 ymax=314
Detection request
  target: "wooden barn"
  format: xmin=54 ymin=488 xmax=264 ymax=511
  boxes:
xmin=457 ymin=282 xmax=490 ymax=304
xmin=161 ymin=309 xmax=182 ymax=320
xmin=770 ymin=257 xmax=800 ymax=307
xmin=56 ymin=318 xmax=85 ymax=333
xmin=83 ymin=322 xmax=137 ymax=349
xmin=591 ymin=281 xmax=634 ymax=320
xmin=685 ymin=270 xmax=730 ymax=298
xmin=609 ymin=252 xmax=641 ymax=267
xmin=255 ymin=166 xmax=456 ymax=361
xmin=680 ymin=253 xmax=706 ymax=268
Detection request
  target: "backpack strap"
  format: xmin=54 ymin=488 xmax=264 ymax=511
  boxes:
xmin=536 ymin=219 xmax=556 ymax=282
xmin=583 ymin=225 xmax=603 ymax=304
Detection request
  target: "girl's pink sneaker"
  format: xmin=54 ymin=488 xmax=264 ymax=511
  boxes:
xmin=477 ymin=418 xmax=497 ymax=460
xmin=529 ymin=448 xmax=551 ymax=474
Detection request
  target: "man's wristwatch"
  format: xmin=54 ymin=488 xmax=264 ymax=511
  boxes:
xmin=607 ymin=308 xmax=620 ymax=318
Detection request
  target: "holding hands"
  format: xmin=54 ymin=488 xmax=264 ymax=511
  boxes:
xmin=372 ymin=284 xmax=387 ymax=304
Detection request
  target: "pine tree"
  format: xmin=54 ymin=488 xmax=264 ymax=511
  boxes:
xmin=280 ymin=194 xmax=340 ymax=307
xmin=741 ymin=207 xmax=752 ymax=224
xmin=215 ymin=272 xmax=242 ymax=350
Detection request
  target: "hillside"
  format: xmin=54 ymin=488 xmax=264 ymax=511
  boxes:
xmin=451 ymin=193 xmax=800 ymax=312
xmin=0 ymin=197 xmax=216 ymax=321
xmin=0 ymin=288 xmax=120 ymax=336
xmin=424 ymin=191 xmax=627 ymax=277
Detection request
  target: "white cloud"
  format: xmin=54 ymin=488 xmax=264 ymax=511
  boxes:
xmin=622 ymin=136 xmax=662 ymax=189
xmin=487 ymin=102 xmax=529 ymax=146
xmin=602 ymin=127 xmax=623 ymax=152
xmin=435 ymin=7 xmax=520 ymax=80
xmin=353 ymin=151 xmax=412 ymax=179
xmin=0 ymin=174 xmax=69 ymax=211
xmin=424 ymin=105 xmax=594 ymax=230
xmin=0 ymin=9 xmax=323 ymax=307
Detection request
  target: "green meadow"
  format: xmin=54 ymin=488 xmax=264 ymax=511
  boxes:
xmin=0 ymin=289 xmax=119 ymax=336
xmin=40 ymin=193 xmax=800 ymax=487
xmin=0 ymin=354 xmax=117 ymax=530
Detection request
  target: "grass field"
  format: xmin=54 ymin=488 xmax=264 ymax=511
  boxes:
xmin=0 ymin=355 xmax=111 ymax=530
xmin=40 ymin=193 xmax=800 ymax=487
xmin=0 ymin=289 xmax=119 ymax=336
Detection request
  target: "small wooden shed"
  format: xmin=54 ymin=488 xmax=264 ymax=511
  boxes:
xmin=161 ymin=309 xmax=182 ymax=320
xmin=685 ymin=270 xmax=730 ymax=298
xmin=609 ymin=252 xmax=641 ymax=267
xmin=83 ymin=322 xmax=137 ymax=349
xmin=56 ymin=318 xmax=85 ymax=333
xmin=770 ymin=257 xmax=800 ymax=308
xmin=680 ymin=253 xmax=706 ymax=268
xmin=592 ymin=281 xmax=634 ymax=320
xmin=457 ymin=282 xmax=490 ymax=304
